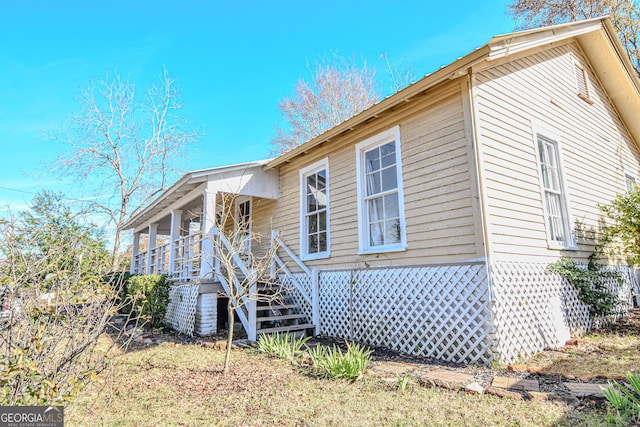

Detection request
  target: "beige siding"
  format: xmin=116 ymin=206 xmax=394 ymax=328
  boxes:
xmin=271 ymin=80 xmax=482 ymax=270
xmin=473 ymin=42 xmax=640 ymax=263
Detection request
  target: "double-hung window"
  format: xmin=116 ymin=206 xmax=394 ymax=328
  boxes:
xmin=535 ymin=133 xmax=574 ymax=248
xmin=300 ymin=158 xmax=329 ymax=260
xmin=356 ymin=126 xmax=406 ymax=253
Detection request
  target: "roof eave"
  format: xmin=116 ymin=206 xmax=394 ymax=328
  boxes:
xmin=265 ymin=45 xmax=492 ymax=170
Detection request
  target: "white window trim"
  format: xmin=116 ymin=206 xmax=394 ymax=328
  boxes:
xmin=624 ymin=169 xmax=637 ymax=194
xmin=234 ymin=195 xmax=252 ymax=256
xmin=299 ymin=158 xmax=330 ymax=261
xmin=532 ymin=126 xmax=577 ymax=250
xmin=355 ymin=125 xmax=407 ymax=254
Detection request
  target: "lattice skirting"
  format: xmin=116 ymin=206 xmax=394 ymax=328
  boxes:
xmin=165 ymin=284 xmax=199 ymax=336
xmin=491 ymin=261 xmax=636 ymax=364
xmin=317 ymin=263 xmax=493 ymax=365
xmin=279 ymin=272 xmax=313 ymax=323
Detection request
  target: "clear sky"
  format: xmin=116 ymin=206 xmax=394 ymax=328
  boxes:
xmin=0 ymin=0 xmax=517 ymax=214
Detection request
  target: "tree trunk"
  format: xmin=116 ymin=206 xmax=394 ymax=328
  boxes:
xmin=223 ymin=299 xmax=235 ymax=373
xmin=111 ymin=227 xmax=122 ymax=271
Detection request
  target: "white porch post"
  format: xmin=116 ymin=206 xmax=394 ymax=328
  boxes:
xmin=168 ymin=210 xmax=182 ymax=276
xmin=247 ymin=280 xmax=258 ymax=341
xmin=270 ymin=230 xmax=278 ymax=279
xmin=146 ymin=223 xmax=158 ymax=275
xmin=200 ymin=189 xmax=218 ymax=280
xmin=130 ymin=232 xmax=141 ymax=275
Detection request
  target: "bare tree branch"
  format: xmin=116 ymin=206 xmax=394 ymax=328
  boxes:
xmin=508 ymin=0 xmax=640 ymax=76
xmin=49 ymin=68 xmax=198 ymax=268
xmin=271 ymin=54 xmax=380 ymax=155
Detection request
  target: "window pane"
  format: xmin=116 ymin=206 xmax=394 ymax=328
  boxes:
xmin=308 ymin=213 xmax=318 ymax=233
xmin=317 ymin=188 xmax=326 ymax=209
xmin=366 ymin=171 xmax=382 ymax=195
xmin=384 ymin=193 xmax=399 ymax=219
xmin=365 ymin=149 xmax=380 ymax=173
xmin=317 ymin=170 xmax=326 ymax=191
xmin=319 ymin=210 xmax=326 ymax=232
xmin=380 ymin=142 xmax=396 ymax=168
xmin=384 ymin=219 xmax=401 ymax=244
xmin=368 ymin=197 xmax=384 ymax=221
xmin=307 ymin=194 xmax=317 ymax=213
xmin=307 ymin=175 xmax=316 ymax=194
xmin=369 ymin=222 xmax=384 ymax=246
xmin=381 ymin=165 xmax=398 ymax=192
xmin=318 ymin=231 xmax=327 ymax=252
xmin=309 ymin=234 xmax=318 ymax=254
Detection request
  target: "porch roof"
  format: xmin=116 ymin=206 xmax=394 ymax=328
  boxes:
xmin=123 ymin=159 xmax=273 ymax=232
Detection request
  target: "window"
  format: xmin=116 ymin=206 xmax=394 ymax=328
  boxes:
xmin=300 ymin=159 xmax=329 ymax=260
xmin=573 ymin=59 xmax=592 ymax=104
xmin=235 ymin=197 xmax=251 ymax=261
xmin=625 ymin=170 xmax=637 ymax=194
xmin=535 ymin=133 xmax=574 ymax=248
xmin=355 ymin=126 xmax=406 ymax=253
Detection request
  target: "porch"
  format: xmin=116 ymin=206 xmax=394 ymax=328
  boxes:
xmin=124 ymin=160 xmax=319 ymax=340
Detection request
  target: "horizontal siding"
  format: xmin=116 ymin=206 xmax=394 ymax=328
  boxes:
xmin=271 ymin=79 xmax=480 ymax=269
xmin=474 ymin=42 xmax=640 ymax=263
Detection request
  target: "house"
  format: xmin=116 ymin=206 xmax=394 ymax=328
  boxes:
xmin=124 ymin=17 xmax=640 ymax=365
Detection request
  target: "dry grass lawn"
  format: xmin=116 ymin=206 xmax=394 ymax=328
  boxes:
xmin=522 ymin=308 xmax=640 ymax=379
xmin=67 ymin=338 xmax=610 ymax=426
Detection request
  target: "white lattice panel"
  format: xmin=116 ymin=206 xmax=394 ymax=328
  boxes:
xmin=491 ymin=261 xmax=635 ymax=363
xmin=278 ymin=272 xmax=313 ymax=322
xmin=164 ymin=284 xmax=199 ymax=336
xmin=318 ymin=263 xmax=493 ymax=365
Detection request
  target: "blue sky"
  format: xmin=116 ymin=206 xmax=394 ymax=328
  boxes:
xmin=0 ymin=1 xmax=517 ymax=214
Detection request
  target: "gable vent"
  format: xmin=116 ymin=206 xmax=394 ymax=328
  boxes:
xmin=574 ymin=62 xmax=592 ymax=103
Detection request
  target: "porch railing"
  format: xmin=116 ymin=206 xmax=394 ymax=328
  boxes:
xmin=131 ymin=234 xmax=202 ymax=279
xmin=172 ymin=233 xmax=202 ymax=281
xmin=149 ymin=243 xmax=170 ymax=275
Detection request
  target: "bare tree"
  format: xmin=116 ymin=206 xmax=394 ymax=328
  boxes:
xmin=271 ymin=54 xmax=379 ymax=154
xmin=51 ymin=68 xmax=197 ymax=267
xmin=203 ymin=194 xmax=284 ymax=373
xmin=508 ymin=0 xmax=640 ymax=76
xmin=380 ymin=52 xmax=418 ymax=94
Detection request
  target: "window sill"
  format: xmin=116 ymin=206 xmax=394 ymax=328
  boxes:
xmin=301 ymin=252 xmax=330 ymax=262
xmin=547 ymin=242 xmax=578 ymax=251
xmin=358 ymin=244 xmax=407 ymax=256
xmin=577 ymin=93 xmax=594 ymax=105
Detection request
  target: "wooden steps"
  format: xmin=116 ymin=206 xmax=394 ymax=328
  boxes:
xmin=254 ymin=284 xmax=314 ymax=337
xmin=257 ymin=323 xmax=315 ymax=335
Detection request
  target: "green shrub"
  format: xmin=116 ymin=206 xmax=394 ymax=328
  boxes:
xmin=605 ymin=372 xmax=640 ymax=424
xmin=308 ymin=342 xmax=372 ymax=381
xmin=547 ymin=256 xmax=622 ymax=318
xmin=128 ymin=274 xmax=170 ymax=329
xmin=256 ymin=333 xmax=310 ymax=362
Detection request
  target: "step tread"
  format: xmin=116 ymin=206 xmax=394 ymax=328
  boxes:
xmin=256 ymin=313 xmax=308 ymax=322
xmin=256 ymin=304 xmax=301 ymax=311
xmin=256 ymin=323 xmax=315 ymax=334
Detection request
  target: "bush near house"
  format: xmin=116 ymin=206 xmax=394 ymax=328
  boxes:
xmin=128 ymin=274 xmax=170 ymax=329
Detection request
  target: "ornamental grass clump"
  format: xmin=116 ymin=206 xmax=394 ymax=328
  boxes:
xmin=256 ymin=332 xmax=310 ymax=362
xmin=604 ymin=372 xmax=640 ymax=424
xmin=308 ymin=342 xmax=372 ymax=381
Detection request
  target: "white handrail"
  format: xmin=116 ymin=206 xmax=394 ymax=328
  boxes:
xmin=209 ymin=227 xmax=256 ymax=340
xmin=271 ymin=230 xmax=319 ymax=334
